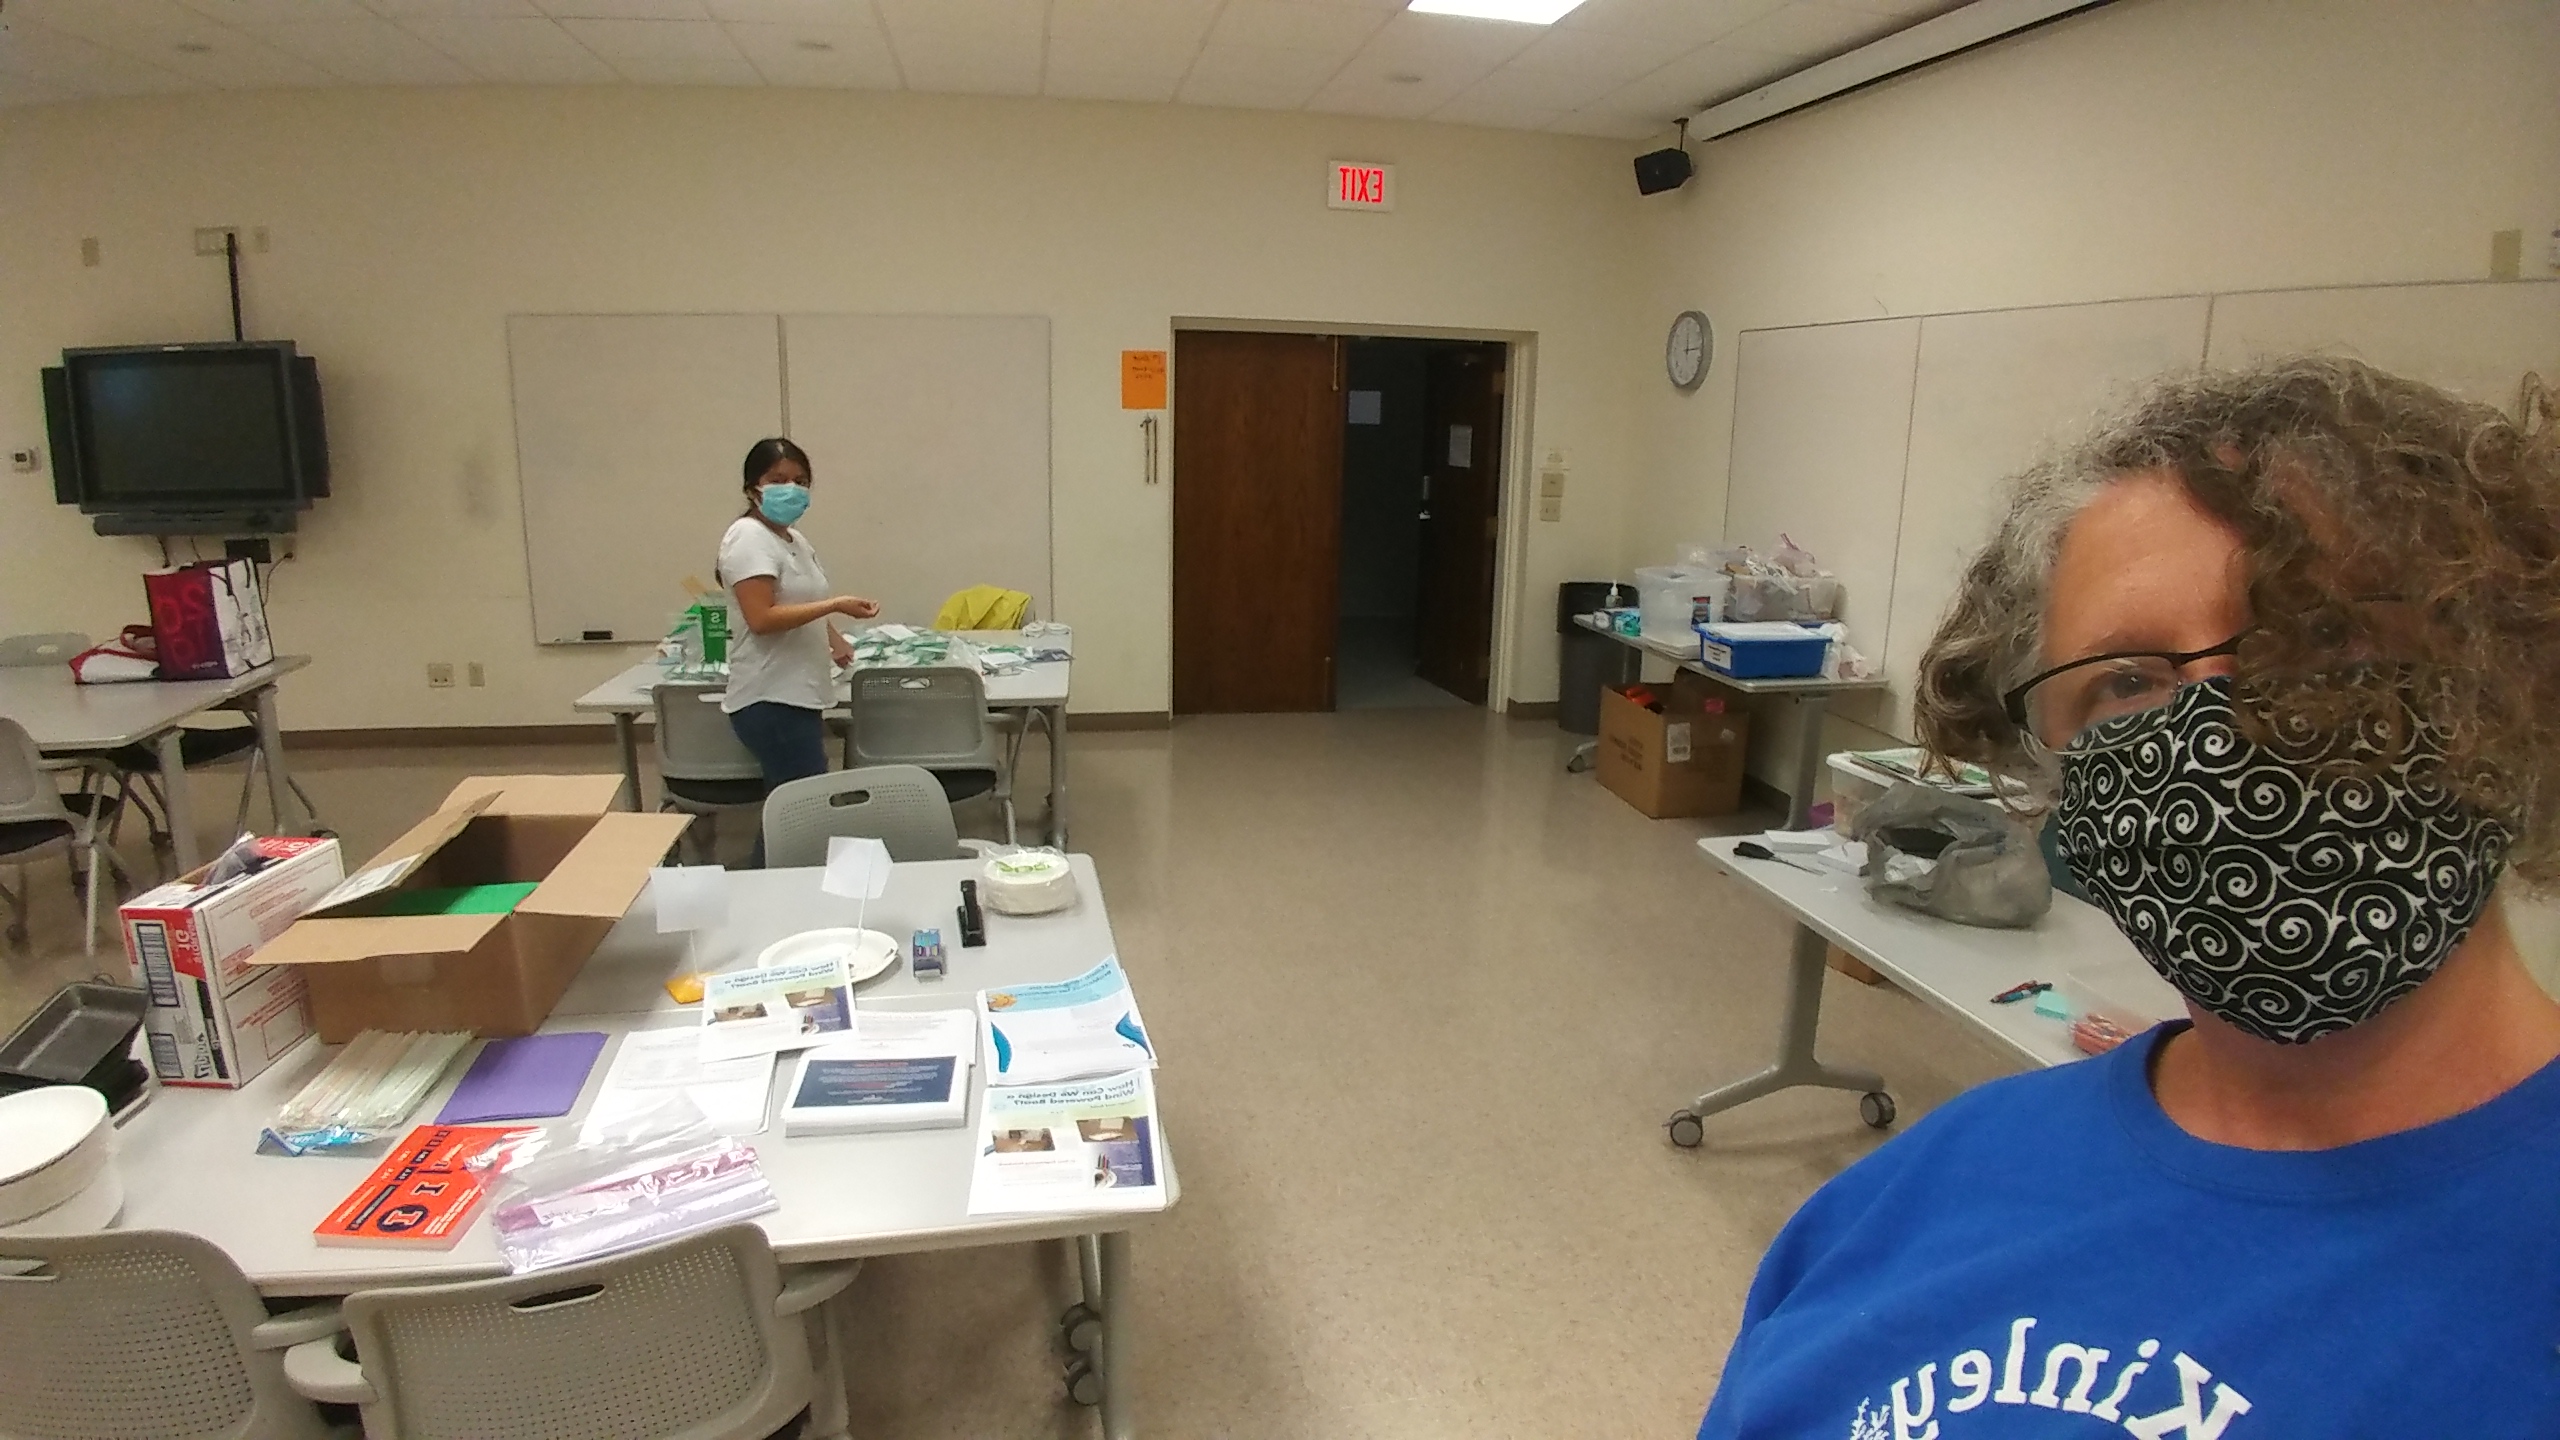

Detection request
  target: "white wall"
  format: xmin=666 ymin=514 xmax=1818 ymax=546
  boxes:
xmin=1625 ymin=0 xmax=2560 ymax=776
xmin=0 ymin=86 xmax=1648 ymax=728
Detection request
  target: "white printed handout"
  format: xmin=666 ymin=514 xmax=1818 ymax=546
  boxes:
xmin=781 ymin=1008 xmax=978 ymax=1137
xmin=699 ymin=955 xmax=856 ymax=1062
xmin=967 ymin=1069 xmax=1168 ymax=1217
xmin=579 ymin=1027 xmax=776 ymax=1142
xmin=977 ymin=955 xmax=1156 ymax=1085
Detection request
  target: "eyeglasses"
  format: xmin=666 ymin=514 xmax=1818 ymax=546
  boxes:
xmin=2003 ymin=631 xmax=2248 ymax=753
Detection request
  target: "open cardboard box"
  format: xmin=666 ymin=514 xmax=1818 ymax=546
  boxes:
xmin=257 ymin=776 xmax=691 ymax=1042
xmin=1595 ymin=683 xmax=1751 ymax=819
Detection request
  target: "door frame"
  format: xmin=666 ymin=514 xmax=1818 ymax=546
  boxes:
xmin=1167 ymin=315 xmax=1538 ymax=712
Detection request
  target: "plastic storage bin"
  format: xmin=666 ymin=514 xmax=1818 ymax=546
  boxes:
xmin=1696 ymin=622 xmax=1830 ymax=679
xmin=1633 ymin=566 xmax=1723 ymax=641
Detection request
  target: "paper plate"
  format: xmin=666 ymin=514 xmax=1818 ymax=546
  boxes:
xmin=756 ymin=927 xmax=901 ymax=985
xmin=0 ymin=1087 xmax=112 ymax=1227
xmin=0 ymin=1168 xmax=123 ymax=1236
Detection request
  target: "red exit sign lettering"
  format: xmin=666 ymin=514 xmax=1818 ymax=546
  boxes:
xmin=1328 ymin=161 xmax=1396 ymax=212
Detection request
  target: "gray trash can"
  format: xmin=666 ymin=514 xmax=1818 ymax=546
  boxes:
xmin=1557 ymin=581 xmax=1637 ymax=736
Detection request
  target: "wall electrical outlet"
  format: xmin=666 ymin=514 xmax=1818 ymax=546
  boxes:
xmin=193 ymin=226 xmax=239 ymax=257
xmin=1538 ymin=496 xmax=1563 ymax=523
xmin=467 ymin=662 xmax=486 ymax=688
xmin=2490 ymin=228 xmax=2523 ymax=281
xmin=79 ymin=238 xmax=100 ymax=268
xmin=9 ymin=447 xmax=38 ymax=474
xmin=426 ymin=662 xmax=455 ymax=689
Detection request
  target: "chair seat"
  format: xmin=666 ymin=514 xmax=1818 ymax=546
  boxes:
xmin=104 ymin=727 xmax=262 ymax=772
xmin=663 ymin=776 xmax=770 ymax=809
xmin=0 ymin=818 xmax=75 ymax=861
xmin=933 ymin=770 xmax=998 ymax=804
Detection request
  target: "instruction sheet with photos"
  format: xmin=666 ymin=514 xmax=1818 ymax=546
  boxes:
xmin=967 ymin=1068 xmax=1167 ymax=1217
xmin=977 ymin=955 xmax=1156 ymax=1086
xmin=699 ymin=955 xmax=855 ymax=1062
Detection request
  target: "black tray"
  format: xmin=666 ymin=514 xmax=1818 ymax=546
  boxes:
xmin=0 ymin=982 xmax=149 ymax=1093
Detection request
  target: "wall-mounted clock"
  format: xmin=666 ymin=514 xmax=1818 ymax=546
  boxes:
xmin=1667 ymin=310 xmax=1712 ymax=391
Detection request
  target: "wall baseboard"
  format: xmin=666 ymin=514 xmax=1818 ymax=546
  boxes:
xmin=1503 ymin=700 xmax=1560 ymax=721
xmin=1073 ymin=712 xmax=1171 ymax=731
xmin=287 ymin=711 xmax=1177 ymax=748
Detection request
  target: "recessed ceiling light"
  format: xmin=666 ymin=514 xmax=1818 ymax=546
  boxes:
xmin=1405 ymin=0 xmax=1590 ymax=23
xmin=793 ymin=38 xmax=835 ymax=52
xmin=1387 ymin=71 xmax=1424 ymax=85
xmin=173 ymin=41 xmax=214 ymax=54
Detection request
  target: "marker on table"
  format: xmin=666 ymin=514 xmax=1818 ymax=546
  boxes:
xmin=1734 ymin=840 xmax=1824 ymax=875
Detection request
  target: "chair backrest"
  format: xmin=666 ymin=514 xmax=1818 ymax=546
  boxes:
xmin=848 ymin=666 xmax=992 ymax=769
xmin=0 ymin=719 xmax=73 ymax=827
xmin=338 ymin=1224 xmax=811 ymax=1440
xmin=0 ymin=634 xmax=88 ymax=669
xmin=0 ymin=1229 xmax=334 ymax=1440
xmin=651 ymin=683 xmax=763 ymax=784
xmin=762 ymin=764 xmax=961 ymax=868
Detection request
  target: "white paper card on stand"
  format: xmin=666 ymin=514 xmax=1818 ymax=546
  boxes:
xmin=699 ymin=956 xmax=855 ymax=1061
xmin=821 ymin=837 xmax=892 ymax=901
xmin=580 ymin=1027 xmax=775 ymax=1142
xmin=977 ymin=955 xmax=1156 ymax=1085
xmin=967 ymin=1068 xmax=1167 ymax=1217
xmin=651 ymin=866 xmax=730 ymax=932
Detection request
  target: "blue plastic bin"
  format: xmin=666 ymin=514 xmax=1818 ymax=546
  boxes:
xmin=1695 ymin=624 xmax=1830 ymax=679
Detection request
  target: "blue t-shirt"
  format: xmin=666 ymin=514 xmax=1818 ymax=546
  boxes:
xmin=1698 ymin=1024 xmax=2560 ymax=1439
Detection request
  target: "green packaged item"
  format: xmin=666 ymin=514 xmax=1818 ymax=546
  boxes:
xmin=363 ymin=882 xmax=544 ymax=917
xmin=689 ymin=600 xmax=729 ymax=664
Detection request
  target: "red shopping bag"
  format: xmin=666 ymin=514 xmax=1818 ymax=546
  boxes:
xmin=143 ymin=560 xmax=274 ymax=681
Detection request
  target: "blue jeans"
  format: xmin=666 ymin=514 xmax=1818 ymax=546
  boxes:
xmin=726 ymin=702 xmax=827 ymax=866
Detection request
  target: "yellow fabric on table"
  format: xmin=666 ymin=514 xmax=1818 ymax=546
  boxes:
xmin=933 ymin=585 xmax=1033 ymax=631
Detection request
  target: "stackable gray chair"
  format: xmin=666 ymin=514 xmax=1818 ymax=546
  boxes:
xmin=846 ymin=666 xmax=1015 ymax=844
xmin=0 ymin=719 xmax=133 ymax=955
xmin=652 ymin=682 xmax=768 ymax=864
xmin=285 ymin=1225 xmax=857 ymax=1440
xmin=762 ymin=764 xmax=992 ymax=866
xmin=0 ymin=633 xmax=88 ymax=668
xmin=0 ymin=1229 xmax=351 ymax=1440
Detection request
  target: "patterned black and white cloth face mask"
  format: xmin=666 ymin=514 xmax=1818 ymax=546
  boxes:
xmin=2056 ymin=676 xmax=2511 ymax=1045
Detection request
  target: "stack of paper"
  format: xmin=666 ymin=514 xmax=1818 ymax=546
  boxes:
xmin=782 ymin=1008 xmax=976 ymax=1136
xmin=977 ymin=956 xmax=1156 ymax=1086
xmin=579 ymin=1028 xmax=775 ymax=1142
xmin=966 ymin=1068 xmax=1167 ymax=1217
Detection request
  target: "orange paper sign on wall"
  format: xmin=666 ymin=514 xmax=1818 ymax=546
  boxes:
xmin=1121 ymin=350 xmax=1167 ymax=409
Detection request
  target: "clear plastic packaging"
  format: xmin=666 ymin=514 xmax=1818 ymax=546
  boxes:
xmin=482 ymin=1092 xmax=776 ymax=1273
xmin=260 ymin=1030 xmax=474 ymax=1156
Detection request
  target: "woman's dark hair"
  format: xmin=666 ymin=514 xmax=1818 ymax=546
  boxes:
xmin=741 ymin=437 xmax=812 ymax=492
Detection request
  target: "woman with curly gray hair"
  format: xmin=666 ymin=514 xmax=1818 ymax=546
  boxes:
xmin=1697 ymin=359 xmax=2560 ymax=1438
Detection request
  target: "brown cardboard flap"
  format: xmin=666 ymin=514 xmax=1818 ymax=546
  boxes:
xmin=305 ymin=791 xmax=503 ymax=916
xmin=256 ymin=912 xmax=509 ymax=968
xmin=444 ymin=773 xmax=627 ymax=817
xmin=520 ymin=812 xmax=693 ymax=919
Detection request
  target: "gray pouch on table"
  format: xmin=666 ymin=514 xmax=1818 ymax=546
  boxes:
xmin=1849 ymin=780 xmax=2053 ymax=929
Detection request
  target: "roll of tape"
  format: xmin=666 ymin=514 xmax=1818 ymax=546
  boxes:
xmin=981 ymin=851 xmax=1077 ymax=915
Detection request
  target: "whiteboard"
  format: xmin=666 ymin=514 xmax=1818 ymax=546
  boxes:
xmin=780 ymin=314 xmax=1051 ymax=628
xmin=511 ymin=313 xmax=1052 ymax=645
xmin=511 ymin=314 xmax=783 ymax=644
xmin=1724 ymin=318 xmax=1921 ymax=665
xmin=2205 ymin=279 xmax=2560 ymax=412
xmin=1881 ymin=297 xmax=2212 ymax=733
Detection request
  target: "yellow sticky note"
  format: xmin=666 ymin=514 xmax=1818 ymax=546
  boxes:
xmin=664 ymin=972 xmax=706 ymax=1005
xmin=1121 ymin=350 xmax=1167 ymax=410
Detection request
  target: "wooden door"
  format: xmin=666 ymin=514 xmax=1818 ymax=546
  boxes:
xmin=1172 ymin=331 xmax=1344 ymax=713
xmin=1414 ymin=344 xmax=1506 ymax=704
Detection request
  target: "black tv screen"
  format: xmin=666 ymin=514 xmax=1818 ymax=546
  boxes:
xmin=45 ymin=342 xmax=327 ymax=513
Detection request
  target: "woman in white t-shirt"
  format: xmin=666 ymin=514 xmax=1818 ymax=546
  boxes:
xmin=716 ymin=438 xmax=877 ymax=860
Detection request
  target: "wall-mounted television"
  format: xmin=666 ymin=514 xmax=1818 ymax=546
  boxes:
xmin=42 ymin=341 xmax=328 ymax=533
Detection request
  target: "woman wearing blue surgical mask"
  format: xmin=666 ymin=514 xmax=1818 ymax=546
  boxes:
xmin=1696 ymin=359 xmax=2560 ymax=1437
xmin=717 ymin=437 xmax=877 ymax=862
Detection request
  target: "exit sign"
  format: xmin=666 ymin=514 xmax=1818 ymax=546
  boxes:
xmin=1328 ymin=161 xmax=1395 ymax=212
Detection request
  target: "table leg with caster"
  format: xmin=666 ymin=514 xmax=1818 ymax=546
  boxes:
xmin=1060 ymin=1231 xmax=1134 ymax=1437
xmin=1666 ymin=922 xmax=1891 ymax=1147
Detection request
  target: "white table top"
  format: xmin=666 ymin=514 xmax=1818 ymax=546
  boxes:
xmin=1573 ymin=614 xmax=1887 ymax=696
xmin=108 ymin=855 xmax=1175 ymax=1296
xmin=572 ymin=631 xmax=1070 ymax=715
xmin=1698 ymin=835 xmax=2177 ymax=1069
xmin=1 ymin=655 xmax=311 ymax=752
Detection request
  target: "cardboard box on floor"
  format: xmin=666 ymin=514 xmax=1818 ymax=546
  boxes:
xmin=256 ymin=775 xmax=691 ymax=1042
xmin=1596 ymin=683 xmax=1751 ymax=819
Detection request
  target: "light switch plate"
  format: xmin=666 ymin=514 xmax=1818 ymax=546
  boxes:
xmin=1538 ymin=496 xmax=1563 ymax=522
xmin=9 ymin=447 xmax=38 ymax=473
xmin=1539 ymin=469 xmax=1566 ymax=498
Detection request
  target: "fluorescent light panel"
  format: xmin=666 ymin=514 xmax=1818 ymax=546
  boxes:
xmin=1406 ymin=0 xmax=1591 ymax=24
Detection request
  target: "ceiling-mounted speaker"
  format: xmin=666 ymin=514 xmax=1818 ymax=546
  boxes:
xmin=1633 ymin=145 xmax=1693 ymax=196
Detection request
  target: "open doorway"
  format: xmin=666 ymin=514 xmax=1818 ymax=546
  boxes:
xmin=1171 ymin=328 xmax=1510 ymax=715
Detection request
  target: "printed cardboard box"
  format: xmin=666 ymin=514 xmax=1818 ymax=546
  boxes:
xmin=119 ymin=836 xmax=345 ymax=1088
xmin=1596 ymin=684 xmax=1751 ymax=819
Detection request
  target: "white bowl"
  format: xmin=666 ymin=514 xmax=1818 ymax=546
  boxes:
xmin=756 ymin=927 xmax=901 ymax=985
xmin=0 ymin=1088 xmax=112 ymax=1228
xmin=0 ymin=1168 xmax=124 ymax=1236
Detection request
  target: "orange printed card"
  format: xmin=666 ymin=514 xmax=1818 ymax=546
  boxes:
xmin=313 ymin=1124 xmax=530 ymax=1249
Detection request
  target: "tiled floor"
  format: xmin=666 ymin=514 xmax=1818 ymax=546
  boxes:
xmin=1335 ymin=617 xmax=1475 ymax=712
xmin=0 ymin=711 xmax=2020 ymax=1439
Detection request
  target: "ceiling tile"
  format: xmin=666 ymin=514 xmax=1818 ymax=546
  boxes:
xmin=1181 ymin=41 xmax=1348 ymax=93
xmin=0 ymin=70 xmax=88 ymax=103
xmin=535 ymin=0 xmax=709 ymax=18
xmin=1042 ymin=63 xmax=1184 ymax=103
xmin=874 ymin=0 xmax=1043 ymax=93
xmin=1428 ymin=93 xmax=1562 ymax=131
xmin=357 ymin=0 xmax=542 ymax=15
xmin=397 ymin=16 xmax=621 ymax=79
xmin=873 ymin=0 xmax=1044 ymax=38
xmin=243 ymin=18 xmax=481 ymax=82
xmin=1207 ymin=1 xmax=1391 ymax=54
xmin=1046 ymin=28 xmax=1206 ymax=76
xmin=1830 ymin=0 xmax=1969 ymax=19
xmin=1502 ymin=22 xmax=1684 ymax=82
xmin=1049 ymin=0 xmax=1221 ymax=43
xmin=1719 ymin=0 xmax=1904 ymax=61
xmin=174 ymin=0 xmax=375 ymax=23
xmin=1306 ymin=72 xmax=1464 ymax=120
xmin=1448 ymin=62 xmax=1619 ymax=112
xmin=703 ymin=0 xmax=873 ymax=20
xmin=557 ymin=16 xmax=739 ymax=56
xmin=0 ymin=18 xmax=204 ymax=94
xmin=1603 ymin=38 xmax=1798 ymax=116
xmin=723 ymin=22 xmax=898 ymax=85
xmin=1554 ymin=0 xmax=1787 ymax=48
xmin=602 ymin=50 xmax=762 ymax=81
xmin=1176 ymin=62 xmax=1326 ymax=111
xmin=1345 ymin=10 xmax=1543 ymax=85
xmin=1547 ymin=106 xmax=1667 ymax=139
